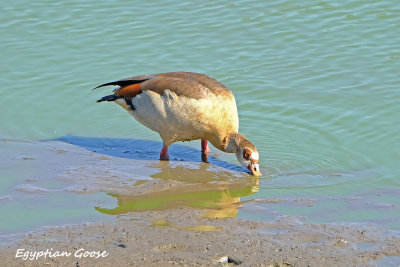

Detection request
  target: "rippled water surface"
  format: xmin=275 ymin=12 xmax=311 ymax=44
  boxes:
xmin=1 ymin=0 xmax=399 ymax=231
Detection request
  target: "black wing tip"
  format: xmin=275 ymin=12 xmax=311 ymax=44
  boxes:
xmin=92 ymin=82 xmax=119 ymax=91
xmin=96 ymin=94 xmax=121 ymax=103
xmin=93 ymin=77 xmax=154 ymax=91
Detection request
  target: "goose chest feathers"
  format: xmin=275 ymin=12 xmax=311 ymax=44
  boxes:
xmin=95 ymin=72 xmax=261 ymax=176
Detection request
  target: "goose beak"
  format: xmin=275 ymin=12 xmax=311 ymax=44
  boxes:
xmin=248 ymin=163 xmax=261 ymax=176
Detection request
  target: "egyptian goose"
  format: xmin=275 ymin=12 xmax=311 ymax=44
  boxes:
xmin=95 ymin=72 xmax=261 ymax=176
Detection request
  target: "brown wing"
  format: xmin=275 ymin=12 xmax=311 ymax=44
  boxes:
xmin=154 ymin=72 xmax=232 ymax=97
xmin=95 ymin=72 xmax=233 ymax=99
xmin=139 ymin=76 xmax=211 ymax=99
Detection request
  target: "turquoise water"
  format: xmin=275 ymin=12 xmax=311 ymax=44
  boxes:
xmin=1 ymin=1 xmax=399 ymax=231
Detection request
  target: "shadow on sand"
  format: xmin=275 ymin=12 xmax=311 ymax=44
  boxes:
xmin=54 ymin=135 xmax=248 ymax=174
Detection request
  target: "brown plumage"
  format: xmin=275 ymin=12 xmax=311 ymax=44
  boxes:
xmin=95 ymin=72 xmax=261 ymax=175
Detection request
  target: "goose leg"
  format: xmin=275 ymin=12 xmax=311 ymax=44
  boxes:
xmin=160 ymin=145 xmax=169 ymax=160
xmin=201 ymin=139 xmax=210 ymax=163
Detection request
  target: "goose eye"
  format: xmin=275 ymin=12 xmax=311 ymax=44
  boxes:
xmin=243 ymin=149 xmax=251 ymax=160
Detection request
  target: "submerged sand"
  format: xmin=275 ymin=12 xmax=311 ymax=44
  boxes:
xmin=0 ymin=137 xmax=399 ymax=266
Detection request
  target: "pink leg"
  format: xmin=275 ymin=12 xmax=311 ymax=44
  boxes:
xmin=201 ymin=139 xmax=210 ymax=153
xmin=201 ymin=139 xmax=210 ymax=163
xmin=160 ymin=145 xmax=169 ymax=160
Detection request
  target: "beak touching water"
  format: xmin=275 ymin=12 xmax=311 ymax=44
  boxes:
xmin=248 ymin=162 xmax=261 ymax=176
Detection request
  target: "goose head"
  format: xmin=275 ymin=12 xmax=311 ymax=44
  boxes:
xmin=224 ymin=132 xmax=261 ymax=176
xmin=236 ymin=145 xmax=261 ymax=176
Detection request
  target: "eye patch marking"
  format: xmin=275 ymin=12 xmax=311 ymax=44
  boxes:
xmin=243 ymin=148 xmax=252 ymax=160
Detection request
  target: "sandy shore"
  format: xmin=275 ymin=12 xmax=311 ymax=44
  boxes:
xmin=1 ymin=208 xmax=400 ymax=266
xmin=1 ymin=138 xmax=399 ymax=266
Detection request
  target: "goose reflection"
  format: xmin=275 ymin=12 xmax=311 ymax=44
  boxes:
xmin=95 ymin=161 xmax=259 ymax=218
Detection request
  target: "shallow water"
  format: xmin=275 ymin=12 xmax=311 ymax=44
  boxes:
xmin=1 ymin=0 xmax=400 ymax=233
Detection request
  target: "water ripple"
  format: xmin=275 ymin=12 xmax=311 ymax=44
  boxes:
xmin=1 ymin=0 xmax=400 ymax=228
